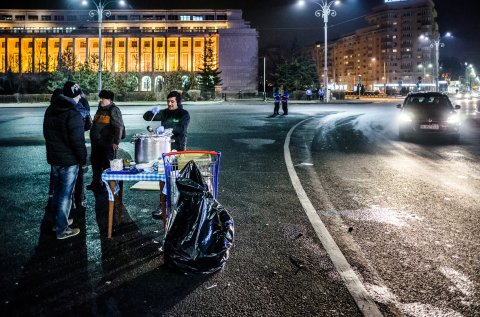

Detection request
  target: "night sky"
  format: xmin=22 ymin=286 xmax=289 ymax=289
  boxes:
xmin=3 ymin=0 xmax=478 ymax=64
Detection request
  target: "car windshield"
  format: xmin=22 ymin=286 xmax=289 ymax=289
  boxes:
xmin=404 ymin=95 xmax=453 ymax=110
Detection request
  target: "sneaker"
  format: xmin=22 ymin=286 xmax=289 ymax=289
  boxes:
xmin=57 ymin=227 xmax=80 ymax=240
xmin=52 ymin=218 xmax=73 ymax=232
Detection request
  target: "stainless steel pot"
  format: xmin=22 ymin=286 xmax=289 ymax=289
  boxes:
xmin=132 ymin=133 xmax=172 ymax=163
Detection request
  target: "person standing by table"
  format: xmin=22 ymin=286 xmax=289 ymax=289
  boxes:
xmin=46 ymin=88 xmax=91 ymax=218
xmin=87 ymin=90 xmax=125 ymax=192
xmin=143 ymin=91 xmax=190 ymax=151
xmin=43 ymin=81 xmax=86 ymax=239
xmin=143 ymin=91 xmax=190 ymax=219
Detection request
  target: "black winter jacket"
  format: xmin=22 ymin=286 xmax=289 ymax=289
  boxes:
xmin=143 ymin=107 xmax=190 ymax=150
xmin=90 ymin=103 xmax=124 ymax=146
xmin=43 ymin=94 xmax=87 ymax=166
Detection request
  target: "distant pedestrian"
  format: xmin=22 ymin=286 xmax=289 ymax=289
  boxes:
xmin=306 ymin=89 xmax=312 ymax=101
xmin=281 ymin=90 xmax=289 ymax=115
xmin=43 ymin=81 xmax=86 ymax=239
xmin=273 ymin=88 xmax=281 ymax=115
xmin=319 ymin=88 xmax=324 ymax=101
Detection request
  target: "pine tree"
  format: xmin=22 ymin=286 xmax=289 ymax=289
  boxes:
xmin=198 ymin=37 xmax=222 ymax=99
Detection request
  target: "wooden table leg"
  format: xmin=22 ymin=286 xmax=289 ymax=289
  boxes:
xmin=159 ymin=181 xmax=166 ymax=226
xmin=108 ymin=180 xmax=116 ymax=238
xmin=117 ymin=180 xmax=124 ymax=224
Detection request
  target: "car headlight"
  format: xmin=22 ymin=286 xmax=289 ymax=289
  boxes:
xmin=447 ymin=114 xmax=460 ymax=124
xmin=399 ymin=113 xmax=413 ymax=122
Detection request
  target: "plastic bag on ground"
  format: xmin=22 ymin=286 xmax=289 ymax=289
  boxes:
xmin=163 ymin=160 xmax=234 ymax=274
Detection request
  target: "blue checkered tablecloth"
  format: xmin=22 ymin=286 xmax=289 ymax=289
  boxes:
xmin=102 ymin=170 xmax=166 ymax=201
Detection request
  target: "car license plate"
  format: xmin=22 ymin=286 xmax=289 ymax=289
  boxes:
xmin=420 ymin=124 xmax=439 ymax=130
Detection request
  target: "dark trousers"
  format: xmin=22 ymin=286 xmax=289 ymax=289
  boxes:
xmin=273 ymin=102 xmax=280 ymax=114
xmin=90 ymin=144 xmax=115 ymax=186
xmin=282 ymin=101 xmax=288 ymax=114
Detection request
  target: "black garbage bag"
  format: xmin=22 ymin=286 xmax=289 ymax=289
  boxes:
xmin=163 ymin=160 xmax=234 ymax=274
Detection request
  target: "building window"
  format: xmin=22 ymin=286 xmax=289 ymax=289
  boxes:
xmin=54 ymin=15 xmax=64 ymax=21
xmin=28 ymin=15 xmax=38 ymax=21
xmin=169 ymin=41 xmax=176 ymax=48
xmin=118 ymin=41 xmax=125 ymax=47
xmin=205 ymin=15 xmax=214 ymax=20
xmin=144 ymin=41 xmax=151 ymax=48
xmin=67 ymin=16 xmax=77 ymax=21
xmin=117 ymin=15 xmax=128 ymax=20
xmin=182 ymin=41 xmax=189 ymax=47
xmin=41 ymin=15 xmax=51 ymax=21
xmin=106 ymin=41 xmax=112 ymax=48
xmin=192 ymin=15 xmax=203 ymax=21
xmin=155 ymin=15 xmax=165 ymax=20
xmin=130 ymin=15 xmax=140 ymax=20
xmin=180 ymin=15 xmax=191 ymax=21
xmin=168 ymin=15 xmax=179 ymax=20
xmin=15 ymin=15 xmax=25 ymax=21
xmin=80 ymin=41 xmax=86 ymax=48
xmin=132 ymin=41 xmax=138 ymax=48
xmin=217 ymin=15 xmax=227 ymax=20
xmin=156 ymin=41 xmax=163 ymax=48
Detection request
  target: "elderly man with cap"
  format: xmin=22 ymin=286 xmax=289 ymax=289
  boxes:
xmin=87 ymin=89 xmax=125 ymax=192
xmin=43 ymin=81 xmax=87 ymax=239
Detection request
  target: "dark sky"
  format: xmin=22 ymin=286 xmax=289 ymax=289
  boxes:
xmin=4 ymin=0 xmax=479 ymax=64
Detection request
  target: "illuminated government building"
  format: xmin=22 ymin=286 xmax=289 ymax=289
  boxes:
xmin=0 ymin=8 xmax=258 ymax=93
xmin=313 ymin=0 xmax=444 ymax=91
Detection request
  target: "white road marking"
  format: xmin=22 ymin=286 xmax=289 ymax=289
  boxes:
xmin=284 ymin=118 xmax=383 ymax=317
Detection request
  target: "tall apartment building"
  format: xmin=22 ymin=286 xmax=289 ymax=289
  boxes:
xmin=0 ymin=8 xmax=258 ymax=93
xmin=313 ymin=0 xmax=439 ymax=91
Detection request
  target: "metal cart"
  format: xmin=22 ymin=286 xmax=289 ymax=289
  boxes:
xmin=162 ymin=150 xmax=221 ymax=217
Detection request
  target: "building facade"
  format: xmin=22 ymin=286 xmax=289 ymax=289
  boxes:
xmin=313 ymin=0 xmax=440 ymax=92
xmin=0 ymin=8 xmax=258 ymax=93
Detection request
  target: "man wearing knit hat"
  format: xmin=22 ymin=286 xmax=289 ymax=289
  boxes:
xmin=43 ymin=81 xmax=86 ymax=239
xmin=87 ymin=89 xmax=125 ymax=191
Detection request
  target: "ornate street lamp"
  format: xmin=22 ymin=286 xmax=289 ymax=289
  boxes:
xmin=82 ymin=0 xmax=126 ymax=93
xmin=421 ymin=32 xmax=452 ymax=92
xmin=299 ymin=0 xmax=340 ymax=102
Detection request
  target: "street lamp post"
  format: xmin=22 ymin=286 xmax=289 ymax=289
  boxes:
xmin=82 ymin=0 xmax=125 ymax=93
xmin=299 ymin=0 xmax=339 ymax=102
xmin=421 ymin=32 xmax=451 ymax=92
xmin=430 ymin=39 xmax=444 ymax=92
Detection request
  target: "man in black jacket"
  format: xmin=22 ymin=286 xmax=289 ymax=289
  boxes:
xmin=143 ymin=91 xmax=190 ymax=151
xmin=143 ymin=91 xmax=190 ymax=219
xmin=43 ymin=81 xmax=87 ymax=239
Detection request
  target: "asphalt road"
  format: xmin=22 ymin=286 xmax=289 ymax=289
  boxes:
xmin=0 ymin=99 xmax=478 ymax=316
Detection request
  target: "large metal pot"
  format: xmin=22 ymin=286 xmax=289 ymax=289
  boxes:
xmin=132 ymin=133 xmax=172 ymax=163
